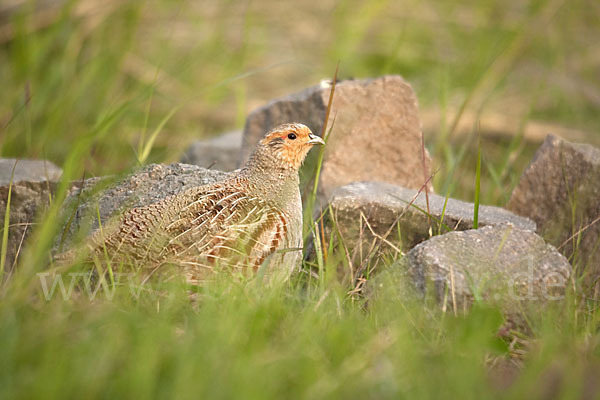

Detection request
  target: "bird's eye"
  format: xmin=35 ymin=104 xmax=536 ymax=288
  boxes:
xmin=287 ymin=133 xmax=297 ymax=140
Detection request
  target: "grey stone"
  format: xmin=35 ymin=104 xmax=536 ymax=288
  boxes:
xmin=58 ymin=163 xmax=230 ymax=249
xmin=241 ymin=76 xmax=433 ymax=199
xmin=404 ymin=224 xmax=571 ymax=309
xmin=180 ymin=130 xmax=242 ymax=172
xmin=0 ymin=158 xmax=62 ymax=270
xmin=0 ymin=158 xmax=62 ymax=185
xmin=508 ymin=135 xmax=600 ymax=285
xmin=326 ymin=181 xmax=535 ymax=263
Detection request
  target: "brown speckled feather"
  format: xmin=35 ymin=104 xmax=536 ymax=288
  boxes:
xmin=95 ymin=183 xmax=290 ymax=271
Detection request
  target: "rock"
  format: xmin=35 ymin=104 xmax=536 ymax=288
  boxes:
xmin=0 ymin=159 xmax=62 ymax=269
xmin=404 ymin=224 xmax=571 ymax=310
xmin=180 ymin=130 xmax=242 ymax=171
xmin=0 ymin=158 xmax=62 ymax=185
xmin=241 ymin=76 xmax=432 ymax=198
xmin=326 ymin=181 xmax=535 ymax=264
xmin=508 ymin=135 xmax=600 ymax=285
xmin=58 ymin=163 xmax=230 ymax=249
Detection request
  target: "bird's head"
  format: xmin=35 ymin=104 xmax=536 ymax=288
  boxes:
xmin=251 ymin=123 xmax=325 ymax=172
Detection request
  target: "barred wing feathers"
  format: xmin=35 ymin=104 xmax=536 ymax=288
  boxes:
xmin=97 ymin=183 xmax=290 ymax=272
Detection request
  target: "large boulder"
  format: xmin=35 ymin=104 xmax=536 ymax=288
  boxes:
xmin=241 ymin=76 xmax=432 ymax=199
xmin=0 ymin=158 xmax=62 ymax=269
xmin=403 ymin=224 xmax=571 ymax=310
xmin=508 ymin=135 xmax=600 ymax=286
xmin=326 ymin=181 xmax=535 ymax=265
xmin=58 ymin=163 xmax=230 ymax=250
xmin=180 ymin=130 xmax=242 ymax=172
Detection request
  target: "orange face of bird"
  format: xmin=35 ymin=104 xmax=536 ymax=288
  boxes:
xmin=259 ymin=123 xmax=325 ymax=170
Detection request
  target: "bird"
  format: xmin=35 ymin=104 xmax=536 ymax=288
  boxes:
xmin=81 ymin=123 xmax=324 ymax=283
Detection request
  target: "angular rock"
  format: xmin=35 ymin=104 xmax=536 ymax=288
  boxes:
xmin=0 ymin=158 xmax=62 ymax=269
xmin=404 ymin=225 xmax=571 ymax=309
xmin=508 ymin=135 xmax=600 ymax=285
xmin=326 ymin=181 xmax=535 ymax=262
xmin=180 ymin=130 xmax=242 ymax=172
xmin=58 ymin=163 xmax=230 ymax=249
xmin=241 ymin=76 xmax=432 ymax=198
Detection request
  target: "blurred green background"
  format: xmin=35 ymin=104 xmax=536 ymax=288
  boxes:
xmin=1 ymin=0 xmax=598 ymax=205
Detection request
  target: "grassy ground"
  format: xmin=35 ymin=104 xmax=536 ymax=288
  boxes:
xmin=1 ymin=0 xmax=600 ymax=398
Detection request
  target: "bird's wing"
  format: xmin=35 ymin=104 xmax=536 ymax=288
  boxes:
xmin=91 ymin=182 xmax=289 ymax=271
xmin=93 ymin=193 xmax=183 ymax=263
xmin=161 ymin=185 xmax=289 ymax=270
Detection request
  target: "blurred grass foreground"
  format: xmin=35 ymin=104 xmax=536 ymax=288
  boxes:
xmin=1 ymin=0 xmax=600 ymax=398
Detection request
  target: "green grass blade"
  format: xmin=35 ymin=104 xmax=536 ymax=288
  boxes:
xmin=138 ymin=107 xmax=179 ymax=165
xmin=473 ymin=127 xmax=482 ymax=229
xmin=138 ymin=68 xmax=160 ymax=158
xmin=0 ymin=160 xmax=18 ymax=282
xmin=309 ymin=62 xmax=339 ymax=205
xmin=438 ymin=189 xmax=451 ymax=235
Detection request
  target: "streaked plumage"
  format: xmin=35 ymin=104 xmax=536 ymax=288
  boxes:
xmin=88 ymin=123 xmax=324 ymax=282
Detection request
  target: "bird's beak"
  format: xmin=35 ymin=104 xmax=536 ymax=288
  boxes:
xmin=308 ymin=134 xmax=325 ymax=145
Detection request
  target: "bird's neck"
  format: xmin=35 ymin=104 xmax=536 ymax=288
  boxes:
xmin=238 ymin=151 xmax=300 ymax=207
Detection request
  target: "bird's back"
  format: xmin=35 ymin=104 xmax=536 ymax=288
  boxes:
xmin=92 ymin=176 xmax=298 ymax=279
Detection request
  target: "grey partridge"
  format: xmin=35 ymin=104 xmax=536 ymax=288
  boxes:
xmin=86 ymin=123 xmax=324 ymax=282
